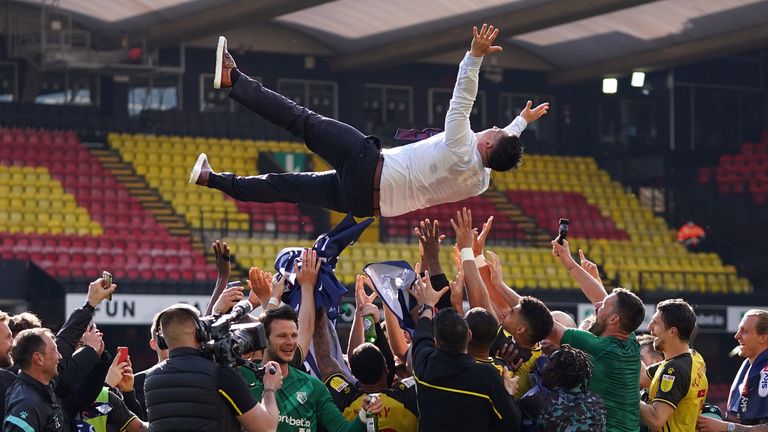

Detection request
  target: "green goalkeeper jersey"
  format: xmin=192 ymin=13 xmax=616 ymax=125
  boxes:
xmin=240 ymin=366 xmax=365 ymax=432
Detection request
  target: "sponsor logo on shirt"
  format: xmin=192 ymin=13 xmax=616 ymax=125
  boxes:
xmin=279 ymin=414 xmax=311 ymax=428
xmin=296 ymin=392 xmax=308 ymax=404
xmin=661 ymin=374 xmax=676 ymax=392
xmin=759 ymin=367 xmax=768 ymax=397
xmin=330 ymin=376 xmax=349 ymax=393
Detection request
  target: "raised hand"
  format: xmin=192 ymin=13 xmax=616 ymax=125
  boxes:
xmin=520 ymin=100 xmax=550 ymax=124
xmin=408 ymin=267 xmax=449 ymax=308
xmin=470 ymin=23 xmax=503 ymax=58
xmin=578 ymin=249 xmax=602 ymax=283
xmin=212 ymin=283 xmax=244 ymax=314
xmin=415 ymin=219 xmax=445 ymax=272
xmin=87 ymin=277 xmax=117 ymax=308
xmin=473 ymin=216 xmax=494 ymax=256
xmin=450 ymin=207 xmax=474 ymax=250
xmin=486 ymin=250 xmax=505 ymax=287
xmin=296 ymin=249 xmax=321 ymax=290
xmin=81 ymin=324 xmax=105 ymax=356
xmin=449 ymin=271 xmax=465 ymax=313
xmin=502 ymin=368 xmax=520 ymax=396
xmin=117 ymin=356 xmax=135 ymax=392
xmin=248 ymin=267 xmax=272 ymax=309
xmin=551 ymin=238 xmax=576 ymax=268
xmin=354 ymin=274 xmax=378 ymax=309
xmin=212 ymin=240 xmax=231 ymax=275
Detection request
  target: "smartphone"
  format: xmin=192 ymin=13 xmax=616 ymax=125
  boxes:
xmin=227 ymin=281 xmax=250 ymax=298
xmin=556 ymin=218 xmax=570 ymax=245
xmin=116 ymin=346 xmax=129 ymax=364
xmin=102 ymin=271 xmax=113 ymax=301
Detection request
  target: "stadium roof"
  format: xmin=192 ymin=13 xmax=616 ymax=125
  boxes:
xmin=15 ymin=0 xmax=768 ymax=84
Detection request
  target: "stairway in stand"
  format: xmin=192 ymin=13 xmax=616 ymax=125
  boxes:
xmin=85 ymin=142 xmax=248 ymax=280
xmin=483 ymin=184 xmax=552 ymax=247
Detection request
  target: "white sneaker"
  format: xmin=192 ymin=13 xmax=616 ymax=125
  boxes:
xmin=189 ymin=153 xmax=208 ymax=184
xmin=213 ymin=36 xmax=226 ymax=89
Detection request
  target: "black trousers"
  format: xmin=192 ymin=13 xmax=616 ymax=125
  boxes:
xmin=207 ymin=73 xmax=381 ymax=218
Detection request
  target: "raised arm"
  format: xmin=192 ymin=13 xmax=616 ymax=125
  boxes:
xmin=205 ymin=240 xmax=231 ymax=316
xmin=552 ymin=240 xmax=607 ymax=305
xmin=444 ymin=24 xmax=501 ymax=153
xmin=296 ymin=249 xmax=320 ymax=363
xmin=312 ymin=309 xmax=343 ymax=381
xmin=348 ymin=274 xmax=378 ymax=356
xmin=485 ymin=250 xmax=521 ymax=307
xmin=503 ymin=100 xmax=549 ymax=136
xmin=451 ymin=207 xmax=497 ymax=321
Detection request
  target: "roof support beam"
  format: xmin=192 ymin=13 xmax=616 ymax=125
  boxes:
xmin=548 ymin=23 xmax=768 ymax=85
xmin=146 ymin=0 xmax=334 ymax=46
xmin=329 ymin=0 xmax=658 ymax=72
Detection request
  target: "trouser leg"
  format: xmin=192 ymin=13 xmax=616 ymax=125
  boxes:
xmin=207 ymin=170 xmax=347 ymax=213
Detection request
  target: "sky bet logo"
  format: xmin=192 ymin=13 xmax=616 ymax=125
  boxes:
xmin=760 ymin=367 xmax=768 ymax=398
xmin=279 ymin=415 xmax=312 ymax=428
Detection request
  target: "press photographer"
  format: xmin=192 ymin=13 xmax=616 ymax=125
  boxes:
xmin=144 ymin=303 xmax=282 ymax=432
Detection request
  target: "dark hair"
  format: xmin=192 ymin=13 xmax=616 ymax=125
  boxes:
xmin=9 ymin=312 xmax=42 ymax=336
xmin=519 ymin=297 xmax=553 ymax=343
xmin=349 ymin=343 xmax=386 ymax=385
xmin=613 ymin=288 xmax=645 ymax=333
xmin=657 ymin=299 xmax=697 ymax=341
xmin=151 ymin=311 xmax=163 ymax=346
xmin=12 ymin=328 xmax=54 ymax=370
xmin=434 ymin=308 xmax=469 ymax=353
xmin=465 ymin=307 xmax=498 ymax=351
xmin=545 ymin=344 xmax=593 ymax=390
xmin=487 ymin=134 xmax=523 ymax=172
xmin=262 ymin=305 xmax=298 ymax=337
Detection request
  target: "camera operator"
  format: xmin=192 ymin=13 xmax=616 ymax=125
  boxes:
xmin=144 ymin=303 xmax=282 ymax=432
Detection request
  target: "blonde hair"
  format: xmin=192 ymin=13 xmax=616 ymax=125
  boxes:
xmin=744 ymin=309 xmax=768 ymax=335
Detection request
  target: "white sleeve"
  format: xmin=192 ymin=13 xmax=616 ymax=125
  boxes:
xmin=503 ymin=115 xmax=528 ymax=137
xmin=443 ymin=52 xmax=482 ymax=154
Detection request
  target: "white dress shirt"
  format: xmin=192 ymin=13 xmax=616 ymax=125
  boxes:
xmin=379 ymin=51 xmax=527 ymax=217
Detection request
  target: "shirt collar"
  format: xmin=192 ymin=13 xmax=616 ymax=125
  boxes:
xmin=19 ymin=371 xmax=51 ymax=394
xmin=169 ymin=347 xmax=205 ymax=359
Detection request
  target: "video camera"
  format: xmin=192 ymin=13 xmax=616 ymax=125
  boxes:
xmin=199 ymin=300 xmax=267 ymax=368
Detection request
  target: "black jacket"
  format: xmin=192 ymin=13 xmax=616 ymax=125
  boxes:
xmin=144 ymin=348 xmax=240 ymax=432
xmin=3 ymin=372 xmax=68 ymax=432
xmin=412 ymin=316 xmax=521 ymax=432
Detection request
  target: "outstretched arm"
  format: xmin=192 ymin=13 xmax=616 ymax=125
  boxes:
xmin=451 ymin=207 xmax=497 ymax=321
xmin=503 ymin=100 xmax=549 ymax=136
xmin=296 ymin=249 xmax=320 ymax=363
xmin=348 ymin=275 xmax=378 ymax=355
xmin=552 ymin=240 xmax=607 ymax=305
xmin=205 ymin=240 xmax=231 ymax=316
xmin=444 ymin=24 xmax=502 ymax=153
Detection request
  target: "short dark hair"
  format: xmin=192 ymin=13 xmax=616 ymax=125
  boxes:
xmin=465 ymin=307 xmax=498 ymax=351
xmin=12 ymin=328 xmax=54 ymax=370
xmin=434 ymin=308 xmax=469 ymax=353
xmin=545 ymin=344 xmax=593 ymax=390
xmin=519 ymin=297 xmax=553 ymax=343
xmin=657 ymin=299 xmax=696 ymax=341
xmin=9 ymin=312 xmax=42 ymax=336
xmin=487 ymin=135 xmax=523 ymax=172
xmin=262 ymin=305 xmax=298 ymax=337
xmin=349 ymin=343 xmax=386 ymax=385
xmin=158 ymin=304 xmax=202 ymax=346
xmin=613 ymin=288 xmax=645 ymax=334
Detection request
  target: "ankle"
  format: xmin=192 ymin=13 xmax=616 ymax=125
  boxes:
xmin=230 ymin=67 xmax=241 ymax=86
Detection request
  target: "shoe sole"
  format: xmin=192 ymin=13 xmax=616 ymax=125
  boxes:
xmin=213 ymin=36 xmax=225 ymax=89
xmin=189 ymin=153 xmax=208 ymax=184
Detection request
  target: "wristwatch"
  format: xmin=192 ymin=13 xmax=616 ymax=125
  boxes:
xmin=726 ymin=423 xmax=736 ymax=432
xmin=418 ymin=304 xmax=434 ymax=317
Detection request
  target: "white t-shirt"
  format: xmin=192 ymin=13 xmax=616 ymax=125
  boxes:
xmin=379 ymin=52 xmax=527 ymax=217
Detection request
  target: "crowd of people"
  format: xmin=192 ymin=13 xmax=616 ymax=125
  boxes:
xmin=1 ymin=208 xmax=767 ymax=431
xmin=2 ymin=22 xmax=767 ymax=432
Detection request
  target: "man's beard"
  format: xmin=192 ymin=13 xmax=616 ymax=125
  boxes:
xmin=652 ymin=337 xmax=665 ymax=353
xmin=589 ymin=319 xmax=607 ymax=336
xmin=0 ymin=353 xmax=12 ymax=368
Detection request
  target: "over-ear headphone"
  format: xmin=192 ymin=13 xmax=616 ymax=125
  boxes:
xmin=155 ymin=304 xmax=206 ymax=350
